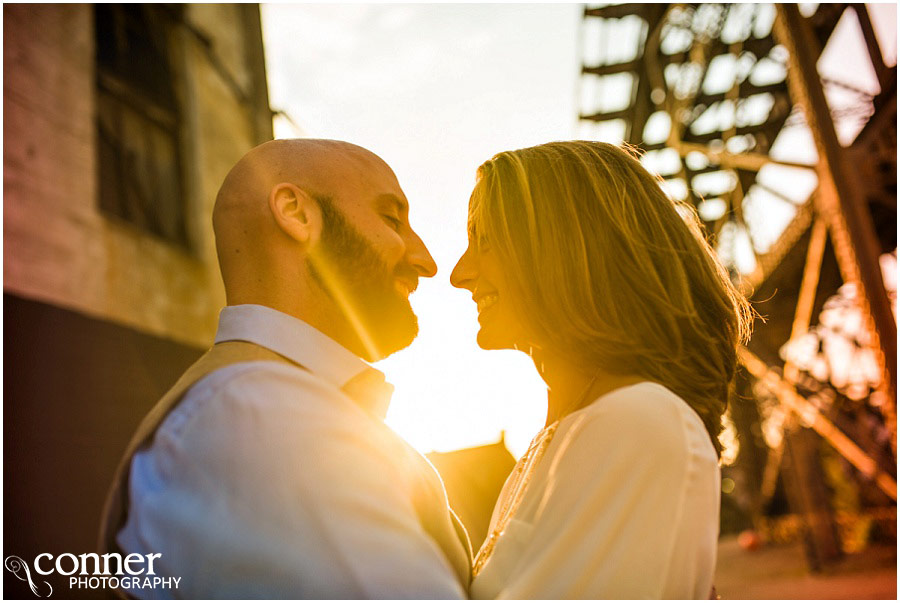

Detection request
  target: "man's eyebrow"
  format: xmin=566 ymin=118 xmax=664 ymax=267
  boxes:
xmin=376 ymin=193 xmax=408 ymax=214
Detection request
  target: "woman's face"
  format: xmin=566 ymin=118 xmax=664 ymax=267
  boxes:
xmin=450 ymin=225 xmax=536 ymax=352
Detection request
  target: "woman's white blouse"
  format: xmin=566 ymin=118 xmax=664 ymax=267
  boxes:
xmin=470 ymin=382 xmax=720 ymax=599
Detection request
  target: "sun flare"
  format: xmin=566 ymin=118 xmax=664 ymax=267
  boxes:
xmin=377 ymin=284 xmax=548 ymax=459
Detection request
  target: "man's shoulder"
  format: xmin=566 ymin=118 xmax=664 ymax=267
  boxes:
xmin=196 ymin=358 xmax=349 ymax=406
xmin=191 ymin=358 xmax=333 ymax=400
xmin=154 ymin=360 xmax=366 ymax=445
xmin=141 ymin=359 xmax=413 ymax=488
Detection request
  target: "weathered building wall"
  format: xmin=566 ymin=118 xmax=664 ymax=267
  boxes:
xmin=4 ymin=4 xmax=271 ymax=348
xmin=3 ymin=5 xmax=273 ymax=597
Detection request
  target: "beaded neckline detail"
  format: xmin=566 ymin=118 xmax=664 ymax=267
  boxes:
xmin=472 ymin=421 xmax=559 ymax=577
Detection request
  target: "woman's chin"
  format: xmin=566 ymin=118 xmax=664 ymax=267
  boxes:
xmin=475 ymin=329 xmax=495 ymax=350
xmin=475 ymin=328 xmax=517 ymax=351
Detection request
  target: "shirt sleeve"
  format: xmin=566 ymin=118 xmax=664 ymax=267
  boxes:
xmin=494 ymin=390 xmax=719 ymax=599
xmin=119 ymin=363 xmax=466 ymax=599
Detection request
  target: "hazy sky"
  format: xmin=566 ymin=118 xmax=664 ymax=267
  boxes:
xmin=262 ymin=4 xmax=584 ymax=455
xmin=260 ymin=3 xmax=896 ymax=456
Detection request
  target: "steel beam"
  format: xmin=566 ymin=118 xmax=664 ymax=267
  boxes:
xmin=773 ymin=6 xmax=897 ymax=411
xmin=852 ymin=5 xmax=890 ymax=93
xmin=740 ymin=347 xmax=898 ymax=500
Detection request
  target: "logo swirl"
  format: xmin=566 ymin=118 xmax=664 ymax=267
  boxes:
xmin=5 ymin=555 xmax=53 ymax=598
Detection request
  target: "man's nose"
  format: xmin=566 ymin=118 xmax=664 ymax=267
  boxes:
xmin=406 ymin=230 xmax=438 ymax=278
xmin=449 ymin=246 xmax=476 ymax=291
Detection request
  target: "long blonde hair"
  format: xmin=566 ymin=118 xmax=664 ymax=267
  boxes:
xmin=468 ymin=141 xmax=754 ymax=454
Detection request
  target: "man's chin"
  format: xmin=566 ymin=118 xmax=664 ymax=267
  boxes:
xmin=362 ymin=297 xmax=416 ymax=359
xmin=369 ymin=316 xmax=418 ymax=360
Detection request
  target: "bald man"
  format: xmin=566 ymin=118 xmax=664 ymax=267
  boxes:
xmin=99 ymin=140 xmax=471 ymax=598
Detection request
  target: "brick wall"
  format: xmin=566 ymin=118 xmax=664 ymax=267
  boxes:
xmin=3 ymin=4 xmax=272 ymax=348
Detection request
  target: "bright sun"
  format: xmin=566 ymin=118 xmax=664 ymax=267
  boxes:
xmin=377 ymin=282 xmax=548 ymax=459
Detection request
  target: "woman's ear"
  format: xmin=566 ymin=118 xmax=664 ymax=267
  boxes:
xmin=268 ymin=183 xmax=322 ymax=246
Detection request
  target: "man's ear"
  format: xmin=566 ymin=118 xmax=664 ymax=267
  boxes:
xmin=268 ymin=183 xmax=322 ymax=246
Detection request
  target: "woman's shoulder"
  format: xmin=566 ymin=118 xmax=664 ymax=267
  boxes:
xmin=575 ymin=381 xmax=691 ymax=420
xmin=562 ymin=381 xmax=715 ymax=459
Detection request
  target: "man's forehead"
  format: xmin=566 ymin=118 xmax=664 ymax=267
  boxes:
xmin=323 ymin=149 xmax=410 ymax=211
xmin=328 ymin=166 xmax=407 ymax=214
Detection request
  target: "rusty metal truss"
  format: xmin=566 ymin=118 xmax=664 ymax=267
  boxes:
xmin=579 ymin=3 xmax=897 ymax=568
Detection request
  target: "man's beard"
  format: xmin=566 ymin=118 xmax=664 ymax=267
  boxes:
xmin=307 ymin=196 xmax=419 ymax=361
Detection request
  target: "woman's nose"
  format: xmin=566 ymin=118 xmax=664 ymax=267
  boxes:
xmin=450 ymin=245 xmax=477 ymax=291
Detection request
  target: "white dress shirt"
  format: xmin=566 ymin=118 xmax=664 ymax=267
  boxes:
xmin=470 ymin=382 xmax=720 ymax=599
xmin=117 ymin=304 xmax=467 ymax=599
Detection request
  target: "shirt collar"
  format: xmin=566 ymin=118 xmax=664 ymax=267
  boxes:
xmin=214 ymin=304 xmax=384 ymax=391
